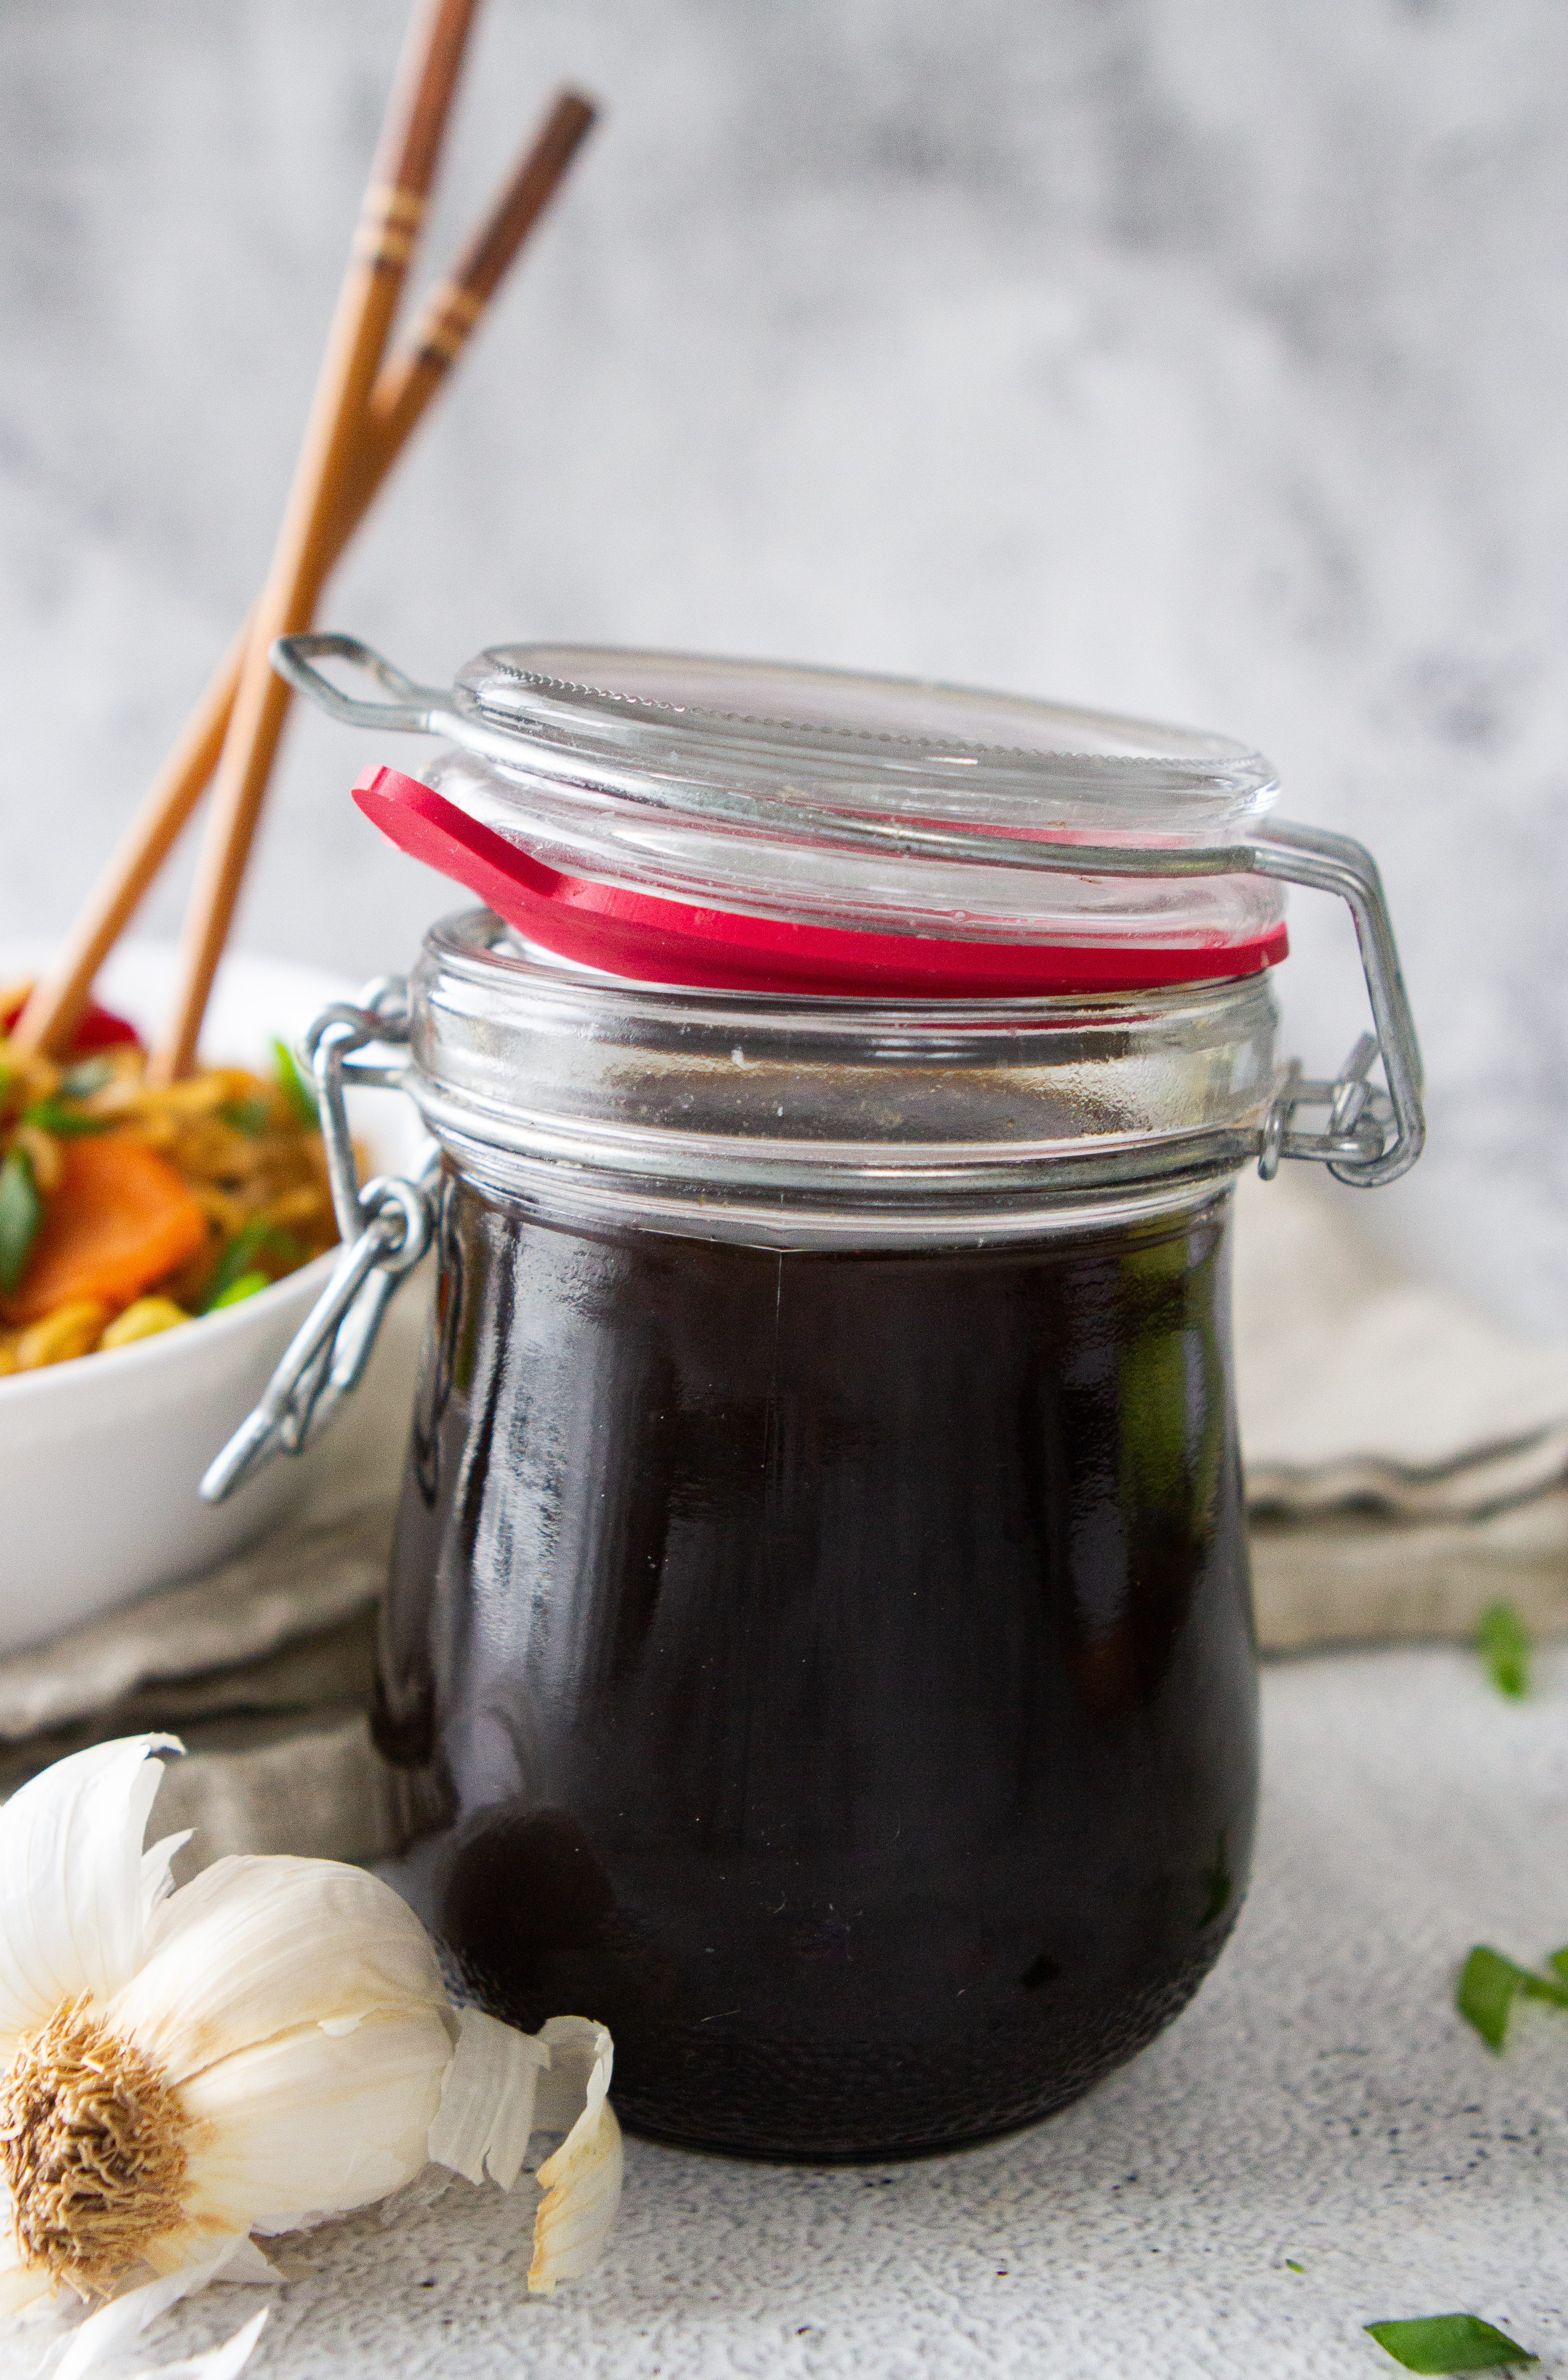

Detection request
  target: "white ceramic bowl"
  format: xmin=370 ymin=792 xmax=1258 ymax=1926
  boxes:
xmin=0 ymin=942 xmax=429 ymax=1653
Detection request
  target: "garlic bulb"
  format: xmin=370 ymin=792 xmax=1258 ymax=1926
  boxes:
xmin=0 ymin=1736 xmax=621 ymax=2358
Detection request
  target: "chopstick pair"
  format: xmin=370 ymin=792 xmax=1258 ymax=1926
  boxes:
xmin=13 ymin=10 xmax=595 ymax=1069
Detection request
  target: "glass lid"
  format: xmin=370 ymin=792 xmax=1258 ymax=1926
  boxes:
xmin=433 ymin=646 xmax=1287 ymax=978
xmin=452 ymin=645 xmax=1279 ymax=833
xmin=273 ymin=637 xmax=1291 ymax=993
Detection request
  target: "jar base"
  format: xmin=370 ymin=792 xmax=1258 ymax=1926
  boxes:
xmin=599 ymin=1933 xmax=1234 ymax=2165
xmin=618 ymin=2103 xmax=1059 ymax=2168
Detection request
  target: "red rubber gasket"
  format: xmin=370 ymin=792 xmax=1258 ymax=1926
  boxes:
xmin=354 ymin=763 xmax=1287 ymax=997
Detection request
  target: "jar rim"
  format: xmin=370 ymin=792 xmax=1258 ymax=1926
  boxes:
xmin=426 ymin=907 xmax=1280 ymax=1025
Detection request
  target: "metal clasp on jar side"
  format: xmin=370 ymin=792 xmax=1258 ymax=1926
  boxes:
xmin=1256 ymin=1033 xmax=1385 ymax=1181
xmin=1245 ymin=823 xmax=1423 ymax=1187
xmin=199 ymin=978 xmax=437 ymax=1504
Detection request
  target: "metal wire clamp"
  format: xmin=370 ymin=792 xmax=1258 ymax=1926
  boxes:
xmin=275 ymin=635 xmax=1426 ymax=1190
xmin=202 ymin=790 xmax=1426 ymax=1493
xmin=199 ymin=980 xmax=436 ymax=1504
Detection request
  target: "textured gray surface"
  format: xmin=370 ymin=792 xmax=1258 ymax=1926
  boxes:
xmin=25 ymin=1644 xmax=1568 ymax=2380
xmin=4 ymin=1 xmax=1568 ymax=1330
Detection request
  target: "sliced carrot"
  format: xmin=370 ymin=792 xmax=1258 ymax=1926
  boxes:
xmin=0 ymin=1137 xmax=208 ymax=1325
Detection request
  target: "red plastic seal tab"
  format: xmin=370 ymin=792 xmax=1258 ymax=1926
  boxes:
xmin=353 ymin=763 xmax=1287 ymax=997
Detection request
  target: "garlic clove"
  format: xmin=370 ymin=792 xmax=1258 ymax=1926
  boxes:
xmin=113 ymin=1855 xmax=448 ymax=2084
xmin=0 ymin=1740 xmax=625 ymax=2329
xmin=177 ymin=2006 xmax=451 ymax=2235
xmin=0 ymin=1737 xmax=181 ymax=2055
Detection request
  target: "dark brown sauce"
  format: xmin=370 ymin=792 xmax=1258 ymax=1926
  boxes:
xmin=375 ymin=1183 xmax=1257 ymax=2160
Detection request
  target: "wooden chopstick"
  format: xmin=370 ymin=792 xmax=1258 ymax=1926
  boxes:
xmin=10 ymin=88 xmax=596 ymax=1062
xmin=147 ymin=0 xmax=481 ymax=1083
xmin=350 ymin=91 xmax=596 ymax=517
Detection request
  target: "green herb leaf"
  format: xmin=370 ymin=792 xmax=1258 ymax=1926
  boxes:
xmin=210 ymin=1269 xmax=270 ymax=1310
xmin=1285 ymin=2259 xmax=1304 ymax=2273
xmin=21 ymin=1099 xmax=110 ymax=1137
xmin=1364 ymin=2315 xmax=1536 ymax=2373
xmin=1456 ymin=1945 xmax=1568 ymax=2050
xmin=271 ymin=1036 xmax=318 ymax=1127
xmin=0 ymin=1147 xmax=42 ymax=1291
xmin=1456 ymin=1951 xmax=1561 ymax=2047
xmin=57 ymin=1058 xmax=113 ymax=1098
xmin=1478 ymin=1601 xmax=1531 ymax=1699
xmin=219 ymin=1097 xmax=275 ymax=1137
xmin=1457 ymin=1947 xmax=1525 ymax=2049
xmin=1546 ymin=1947 xmax=1568 ymax=1984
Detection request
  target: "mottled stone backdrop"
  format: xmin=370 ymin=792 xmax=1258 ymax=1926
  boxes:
xmin=2 ymin=0 xmax=1565 ymax=1330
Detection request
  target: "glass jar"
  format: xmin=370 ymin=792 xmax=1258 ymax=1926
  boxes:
xmin=216 ymin=639 xmax=1424 ymax=2161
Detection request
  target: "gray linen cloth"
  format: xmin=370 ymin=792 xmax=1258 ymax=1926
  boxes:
xmin=0 ymin=1507 xmax=418 ymax=1870
xmin=2 ymin=1165 xmax=1563 ymax=1862
xmin=1234 ymin=1164 xmax=1568 ymax=1644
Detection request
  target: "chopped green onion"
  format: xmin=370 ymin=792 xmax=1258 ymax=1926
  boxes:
xmin=21 ymin=1099 xmax=110 ymax=1137
xmin=1456 ymin=1944 xmax=1568 ymax=2051
xmin=271 ymin=1036 xmax=318 ymax=1127
xmin=219 ymin=1096 xmax=275 ymax=1136
xmin=0 ymin=1147 xmax=42 ymax=1291
xmin=198 ymin=1219 xmax=274 ymax=1311
xmin=196 ymin=1219 xmax=305 ymax=1315
xmin=1364 ymin=2315 xmax=1536 ymax=2373
xmin=1284 ymin=2259 xmax=1304 ymax=2273
xmin=210 ymin=1269 xmax=270 ymax=1310
xmin=198 ymin=1225 xmax=271 ymax=1314
xmin=1478 ymin=1601 xmax=1530 ymax=1699
xmin=57 ymin=1058 xmax=114 ymax=1097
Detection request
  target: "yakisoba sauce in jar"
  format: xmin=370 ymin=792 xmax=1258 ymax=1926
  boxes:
xmin=226 ymin=640 xmax=1424 ymax=2159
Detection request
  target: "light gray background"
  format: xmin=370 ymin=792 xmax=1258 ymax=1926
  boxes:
xmin=3 ymin=0 xmax=1567 ymax=1331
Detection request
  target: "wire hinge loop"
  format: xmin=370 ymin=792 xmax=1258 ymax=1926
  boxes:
xmin=200 ymin=979 xmax=436 ymax=1505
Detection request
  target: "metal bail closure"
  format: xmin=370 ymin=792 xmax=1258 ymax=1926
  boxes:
xmin=199 ymin=977 xmax=436 ymax=1504
xmin=1244 ymin=823 xmax=1424 ymax=1187
xmin=273 ymin=633 xmax=1425 ymax=1186
xmin=210 ymin=649 xmax=1427 ymax=1490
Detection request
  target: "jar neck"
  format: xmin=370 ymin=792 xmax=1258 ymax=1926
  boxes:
xmin=406 ymin=911 xmax=1279 ymax=1249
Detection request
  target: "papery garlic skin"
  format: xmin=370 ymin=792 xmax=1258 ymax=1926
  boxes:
xmin=0 ymin=1736 xmax=184 ymax=2064
xmin=529 ymin=2018 xmax=622 ymax=2295
xmin=429 ymin=2007 xmax=549 ymax=2190
xmin=0 ymin=1735 xmax=622 ymax=2351
xmin=426 ymin=2009 xmax=623 ymax=2295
